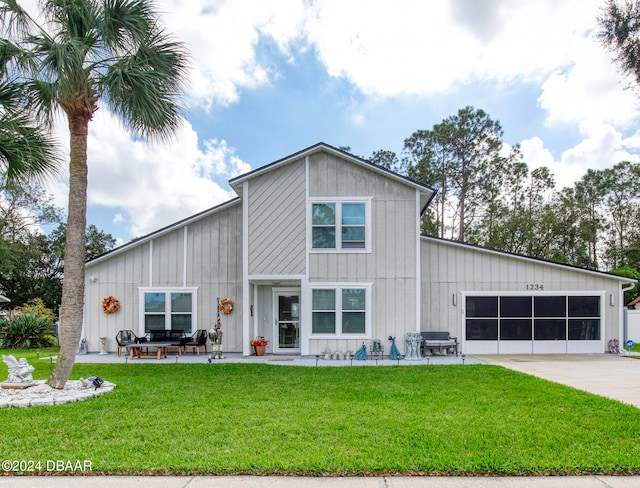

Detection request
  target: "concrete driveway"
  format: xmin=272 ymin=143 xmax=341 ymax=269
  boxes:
xmin=478 ymin=354 xmax=640 ymax=409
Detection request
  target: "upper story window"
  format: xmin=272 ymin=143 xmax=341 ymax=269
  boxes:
xmin=311 ymin=199 xmax=371 ymax=252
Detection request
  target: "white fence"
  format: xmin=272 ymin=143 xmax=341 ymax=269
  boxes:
xmin=627 ymin=309 xmax=640 ymax=343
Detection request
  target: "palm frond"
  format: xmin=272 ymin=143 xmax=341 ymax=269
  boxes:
xmin=102 ymin=27 xmax=189 ymax=140
xmin=0 ymin=94 xmax=60 ymax=182
xmin=0 ymin=0 xmax=35 ymax=38
xmin=100 ymin=0 xmax=156 ymax=53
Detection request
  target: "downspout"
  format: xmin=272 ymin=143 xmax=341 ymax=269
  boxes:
xmin=621 ymin=282 xmax=635 ymax=353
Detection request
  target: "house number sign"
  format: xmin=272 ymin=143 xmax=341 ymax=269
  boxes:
xmin=526 ymin=283 xmax=544 ymax=290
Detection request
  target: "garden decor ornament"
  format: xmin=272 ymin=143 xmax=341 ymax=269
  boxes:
xmin=2 ymin=355 xmax=35 ymax=389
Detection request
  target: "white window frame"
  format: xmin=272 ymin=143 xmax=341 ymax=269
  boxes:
xmin=138 ymin=287 xmax=198 ymax=336
xmin=309 ymin=283 xmax=372 ymax=339
xmin=309 ymin=197 xmax=372 ymax=253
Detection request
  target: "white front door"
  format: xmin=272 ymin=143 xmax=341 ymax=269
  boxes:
xmin=273 ymin=289 xmax=301 ymax=353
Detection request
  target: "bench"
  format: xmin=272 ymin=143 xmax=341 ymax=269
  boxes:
xmin=420 ymin=331 xmax=459 ymax=356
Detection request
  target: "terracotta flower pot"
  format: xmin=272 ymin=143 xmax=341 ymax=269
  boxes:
xmin=255 ymin=345 xmax=266 ymax=356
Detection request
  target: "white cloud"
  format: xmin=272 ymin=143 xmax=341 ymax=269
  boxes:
xmin=538 ymin=39 xmax=640 ymax=131
xmin=303 ymin=0 xmax=599 ymax=96
xmin=521 ymin=125 xmax=640 ymax=191
xmin=47 ymin=110 xmax=248 ymax=238
xmin=27 ymin=0 xmax=640 ymax=240
xmin=154 ymin=0 xmax=604 ymax=102
xmin=159 ymin=0 xmax=306 ymax=108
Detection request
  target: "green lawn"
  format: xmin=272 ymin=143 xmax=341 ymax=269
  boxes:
xmin=0 ymin=351 xmax=639 ymax=475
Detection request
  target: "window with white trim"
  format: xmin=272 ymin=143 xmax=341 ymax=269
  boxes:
xmin=140 ymin=288 xmax=196 ymax=333
xmin=311 ymin=285 xmax=370 ymax=336
xmin=311 ymin=200 xmax=370 ymax=251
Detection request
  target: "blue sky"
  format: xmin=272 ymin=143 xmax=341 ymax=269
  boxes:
xmin=36 ymin=0 xmax=640 ymax=245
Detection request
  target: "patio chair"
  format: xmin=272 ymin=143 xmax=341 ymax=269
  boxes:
xmin=182 ymin=329 xmax=208 ymax=355
xmin=115 ymin=329 xmax=143 ymax=357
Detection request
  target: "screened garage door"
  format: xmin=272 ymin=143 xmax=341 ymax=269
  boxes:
xmin=463 ymin=294 xmax=603 ymax=354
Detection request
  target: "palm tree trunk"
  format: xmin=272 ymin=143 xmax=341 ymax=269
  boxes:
xmin=48 ymin=113 xmax=89 ymax=389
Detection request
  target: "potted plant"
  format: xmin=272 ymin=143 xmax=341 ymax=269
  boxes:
xmin=250 ymin=337 xmax=269 ymax=356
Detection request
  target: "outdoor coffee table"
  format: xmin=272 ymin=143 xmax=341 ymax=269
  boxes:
xmin=128 ymin=343 xmax=172 ymax=360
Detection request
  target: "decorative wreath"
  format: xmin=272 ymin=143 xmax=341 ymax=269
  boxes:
xmin=218 ymin=298 xmax=233 ymax=314
xmin=102 ymin=295 xmax=120 ymax=314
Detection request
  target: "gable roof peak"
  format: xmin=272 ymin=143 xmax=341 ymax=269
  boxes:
xmin=229 ymin=142 xmax=436 ymax=200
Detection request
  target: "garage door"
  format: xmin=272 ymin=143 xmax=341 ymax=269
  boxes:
xmin=463 ymin=294 xmax=603 ymax=354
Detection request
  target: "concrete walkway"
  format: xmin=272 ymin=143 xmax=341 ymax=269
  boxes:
xmin=73 ymin=350 xmax=486 ymax=366
xmin=477 ymin=353 xmax=640 ymax=409
xmin=1 ymin=475 xmax=640 ymax=487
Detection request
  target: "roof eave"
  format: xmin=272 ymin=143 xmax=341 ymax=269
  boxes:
xmin=421 ymin=235 xmax=640 ymax=283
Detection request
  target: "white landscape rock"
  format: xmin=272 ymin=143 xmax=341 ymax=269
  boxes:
xmin=0 ymin=379 xmax=116 ymax=408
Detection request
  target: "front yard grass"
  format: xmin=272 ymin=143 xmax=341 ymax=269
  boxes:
xmin=0 ymin=357 xmax=639 ymax=475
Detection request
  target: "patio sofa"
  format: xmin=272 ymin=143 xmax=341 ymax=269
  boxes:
xmin=142 ymin=329 xmax=187 ymax=355
xmin=116 ymin=329 xmax=187 ymax=357
xmin=420 ymin=331 xmax=459 ymax=356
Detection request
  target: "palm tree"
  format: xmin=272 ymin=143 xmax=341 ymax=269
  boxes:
xmin=1 ymin=44 xmax=59 ymax=182
xmin=0 ymin=0 xmax=189 ymax=388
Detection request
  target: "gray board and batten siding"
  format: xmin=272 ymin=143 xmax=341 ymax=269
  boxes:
xmin=247 ymin=156 xmax=306 ymax=276
xmin=233 ymin=145 xmax=435 ymax=355
xmin=305 ymin=150 xmax=425 ymax=354
xmin=84 ymin=201 xmax=244 ymax=353
xmin=421 ymin=236 xmax=633 ymax=354
xmin=83 ymin=142 xmax=630 ymax=357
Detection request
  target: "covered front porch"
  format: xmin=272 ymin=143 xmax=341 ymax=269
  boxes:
xmin=246 ymin=279 xmax=302 ymax=356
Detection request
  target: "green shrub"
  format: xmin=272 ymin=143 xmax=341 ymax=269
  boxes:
xmin=0 ymin=312 xmax=54 ymax=348
xmin=16 ymin=298 xmax=56 ymax=327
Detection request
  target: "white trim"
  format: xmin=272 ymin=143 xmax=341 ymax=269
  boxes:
xmin=460 ymin=290 xmax=606 ymax=354
xmin=463 ymin=290 xmax=607 ymax=297
xmin=248 ymin=274 xmax=306 ymax=282
xmin=308 ymin=197 xmax=373 ymax=253
xmin=137 ymin=287 xmax=198 ymax=337
xmin=308 ymin=282 xmax=373 ymax=339
xmin=148 ymin=240 xmax=153 ymax=287
xmin=305 ymin=156 xmax=310 ymax=276
xmin=252 ymin=284 xmax=258 ymax=339
xmin=242 ymin=180 xmax=250 ymax=356
xmin=301 ymin=276 xmax=310 ymax=355
xmin=415 ymin=188 xmax=421 ymax=333
xmin=182 ymin=226 xmax=188 ymax=287
xmin=272 ymin=287 xmax=301 ymax=353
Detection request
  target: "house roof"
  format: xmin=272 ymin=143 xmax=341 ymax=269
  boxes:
xmin=422 ymin=235 xmax=639 ymax=284
xmin=89 ymin=143 xmax=437 ymax=267
xmin=0 ymin=294 xmax=10 ymax=303
xmin=86 ymin=198 xmax=241 ymax=266
xmin=229 ymin=142 xmax=437 ymax=213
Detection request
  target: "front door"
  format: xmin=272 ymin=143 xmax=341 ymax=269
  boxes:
xmin=273 ymin=289 xmax=300 ymax=353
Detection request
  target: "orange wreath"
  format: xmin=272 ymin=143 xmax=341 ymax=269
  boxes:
xmin=102 ymin=295 xmax=120 ymax=314
xmin=218 ymin=298 xmax=233 ymax=314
